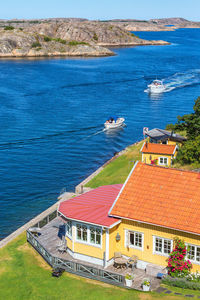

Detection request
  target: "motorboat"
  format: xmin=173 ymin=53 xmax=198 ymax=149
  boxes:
xmin=104 ymin=116 xmax=125 ymax=129
xmin=148 ymin=79 xmax=165 ymax=93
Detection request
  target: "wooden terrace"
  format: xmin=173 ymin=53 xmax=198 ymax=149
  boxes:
xmin=27 ymin=216 xmax=161 ymax=290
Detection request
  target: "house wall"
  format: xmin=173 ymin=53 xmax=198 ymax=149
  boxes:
xmin=167 ymin=139 xmax=177 ymax=146
xmin=142 ymin=152 xmax=174 ymax=166
xmin=111 ymin=219 xmax=200 ymax=272
xmin=65 ymin=221 xmax=106 ymax=265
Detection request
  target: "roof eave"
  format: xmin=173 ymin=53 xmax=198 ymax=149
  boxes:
xmin=58 ymin=210 xmax=121 ymax=229
xmin=109 ymin=214 xmax=200 ymax=237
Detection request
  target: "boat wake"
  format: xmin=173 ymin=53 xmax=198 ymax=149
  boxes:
xmin=0 ymin=125 xmax=103 ymax=150
xmin=144 ymin=69 xmax=200 ymax=93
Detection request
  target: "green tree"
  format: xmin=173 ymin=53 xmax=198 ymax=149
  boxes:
xmin=176 ymin=135 xmax=200 ymax=164
xmin=176 ymin=97 xmax=200 ymax=139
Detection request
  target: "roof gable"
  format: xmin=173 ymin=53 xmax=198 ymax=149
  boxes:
xmin=109 ymin=162 xmax=200 ymax=235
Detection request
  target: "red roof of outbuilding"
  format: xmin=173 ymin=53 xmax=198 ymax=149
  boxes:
xmin=58 ymin=184 xmax=122 ymax=228
xmin=141 ymin=142 xmax=176 ymax=155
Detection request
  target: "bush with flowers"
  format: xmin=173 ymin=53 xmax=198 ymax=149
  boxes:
xmin=167 ymin=237 xmax=192 ymax=278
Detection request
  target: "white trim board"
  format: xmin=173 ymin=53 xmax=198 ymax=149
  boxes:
xmin=108 ymin=161 xmax=139 ymax=215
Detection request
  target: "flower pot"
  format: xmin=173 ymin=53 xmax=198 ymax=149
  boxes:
xmin=142 ymin=284 xmax=150 ymax=291
xmin=125 ymin=278 xmax=133 ymax=287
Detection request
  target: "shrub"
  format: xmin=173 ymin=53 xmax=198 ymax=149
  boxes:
xmin=93 ymin=33 xmax=98 ymax=41
xmin=19 ymin=27 xmax=23 ymax=31
xmin=31 ymin=42 xmax=41 ymax=48
xmin=54 ymin=38 xmax=66 ymax=44
xmin=165 ymin=123 xmax=177 ymax=131
xmin=167 ymin=237 xmax=192 ymax=278
xmin=4 ymin=25 xmax=14 ymax=30
xmin=162 ymin=276 xmax=200 ymax=290
xmin=44 ymin=36 xmax=52 ymax=42
xmin=68 ymin=41 xmax=89 ymax=46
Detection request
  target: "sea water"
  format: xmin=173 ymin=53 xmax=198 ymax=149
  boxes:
xmin=0 ymin=29 xmax=200 ymax=238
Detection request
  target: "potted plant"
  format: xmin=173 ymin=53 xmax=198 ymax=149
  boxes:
xmin=142 ymin=279 xmax=150 ymax=291
xmin=125 ymin=273 xmax=134 ymax=287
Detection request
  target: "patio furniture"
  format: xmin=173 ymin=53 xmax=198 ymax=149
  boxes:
xmin=56 ymin=239 xmax=67 ymax=254
xmin=114 ymin=252 xmax=127 ymax=269
xmin=146 ymin=263 xmax=167 ymax=277
xmin=157 ymin=272 xmax=166 ymax=279
xmin=126 ymin=255 xmax=138 ymax=271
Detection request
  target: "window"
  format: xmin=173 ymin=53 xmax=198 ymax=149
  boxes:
xmin=187 ymin=244 xmax=200 ymax=263
xmin=90 ymin=227 xmax=101 ymax=245
xmin=153 ymin=236 xmax=172 ymax=256
xmin=66 ymin=220 xmax=72 ymax=237
xmin=128 ymin=231 xmax=143 ymax=249
xmin=77 ymin=224 xmax=87 ymax=241
xmin=76 ymin=223 xmax=102 ymax=246
xmin=159 ymin=157 xmax=168 ymax=165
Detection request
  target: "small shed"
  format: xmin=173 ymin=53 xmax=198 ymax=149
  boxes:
xmin=140 ymin=142 xmax=177 ymax=166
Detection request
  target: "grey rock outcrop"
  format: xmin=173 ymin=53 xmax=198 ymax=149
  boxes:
xmin=0 ymin=29 xmax=113 ymax=57
xmin=0 ymin=19 xmax=170 ymax=58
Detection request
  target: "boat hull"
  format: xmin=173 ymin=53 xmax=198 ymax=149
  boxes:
xmin=104 ymin=118 xmax=125 ymax=129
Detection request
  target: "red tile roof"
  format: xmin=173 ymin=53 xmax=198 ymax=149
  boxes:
xmin=110 ymin=162 xmax=200 ymax=235
xmin=141 ymin=142 xmax=176 ymax=155
xmin=59 ymin=185 xmax=122 ymax=228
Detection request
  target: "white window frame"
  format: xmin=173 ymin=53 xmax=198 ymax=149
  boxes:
xmin=186 ymin=243 xmax=200 ymax=265
xmin=65 ymin=220 xmax=72 ymax=239
xmin=159 ymin=157 xmax=168 ymax=165
xmin=126 ymin=230 xmax=144 ymax=251
xmin=90 ymin=226 xmax=101 ymax=246
xmin=75 ymin=222 xmax=102 ymax=248
xmin=153 ymin=236 xmax=173 ymax=256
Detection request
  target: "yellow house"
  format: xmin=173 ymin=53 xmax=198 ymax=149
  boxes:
xmin=141 ymin=142 xmax=178 ymax=166
xmin=58 ymin=162 xmax=200 ymax=272
xmin=145 ymin=128 xmax=186 ymax=146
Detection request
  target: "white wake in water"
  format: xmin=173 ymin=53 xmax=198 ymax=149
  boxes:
xmin=145 ymin=69 xmax=200 ymax=93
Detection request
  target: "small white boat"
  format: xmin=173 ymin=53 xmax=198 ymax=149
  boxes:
xmin=104 ymin=116 xmax=125 ymax=129
xmin=148 ymin=79 xmax=165 ymax=93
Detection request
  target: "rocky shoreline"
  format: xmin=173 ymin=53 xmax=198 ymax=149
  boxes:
xmin=0 ymin=19 xmax=170 ymax=58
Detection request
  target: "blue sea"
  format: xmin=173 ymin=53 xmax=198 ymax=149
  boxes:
xmin=0 ymin=29 xmax=200 ymax=238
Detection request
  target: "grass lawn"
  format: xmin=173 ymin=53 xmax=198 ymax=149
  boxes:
xmin=85 ymin=140 xmax=143 ymax=188
xmin=1 ymin=233 xmax=199 ymax=300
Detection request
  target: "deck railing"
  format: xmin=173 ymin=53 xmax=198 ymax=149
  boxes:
xmin=27 ymin=230 xmax=124 ymax=287
xmin=32 ymin=210 xmax=58 ymax=229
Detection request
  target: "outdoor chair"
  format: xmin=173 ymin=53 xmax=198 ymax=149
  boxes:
xmin=126 ymin=255 xmax=138 ymax=271
xmin=56 ymin=239 xmax=67 ymax=254
xmin=114 ymin=252 xmax=123 ymax=270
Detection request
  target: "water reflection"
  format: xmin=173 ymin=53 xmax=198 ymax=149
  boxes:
xmin=148 ymin=92 xmax=163 ymax=100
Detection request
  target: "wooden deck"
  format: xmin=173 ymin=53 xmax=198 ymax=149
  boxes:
xmin=33 ymin=217 xmax=160 ymax=291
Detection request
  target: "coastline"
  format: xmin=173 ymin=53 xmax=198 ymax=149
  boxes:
xmin=0 ymin=139 xmax=141 ymax=247
xmin=0 ymin=40 xmax=170 ymax=59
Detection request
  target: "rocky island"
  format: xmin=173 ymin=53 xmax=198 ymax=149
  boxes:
xmin=108 ymin=17 xmax=200 ymax=31
xmin=0 ymin=19 xmax=169 ymax=58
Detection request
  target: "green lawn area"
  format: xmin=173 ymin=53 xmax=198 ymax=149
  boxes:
xmin=1 ymin=233 xmax=199 ymax=300
xmin=85 ymin=140 xmax=144 ymax=188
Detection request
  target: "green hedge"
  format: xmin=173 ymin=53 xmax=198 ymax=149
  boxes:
xmin=162 ymin=276 xmax=200 ymax=290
